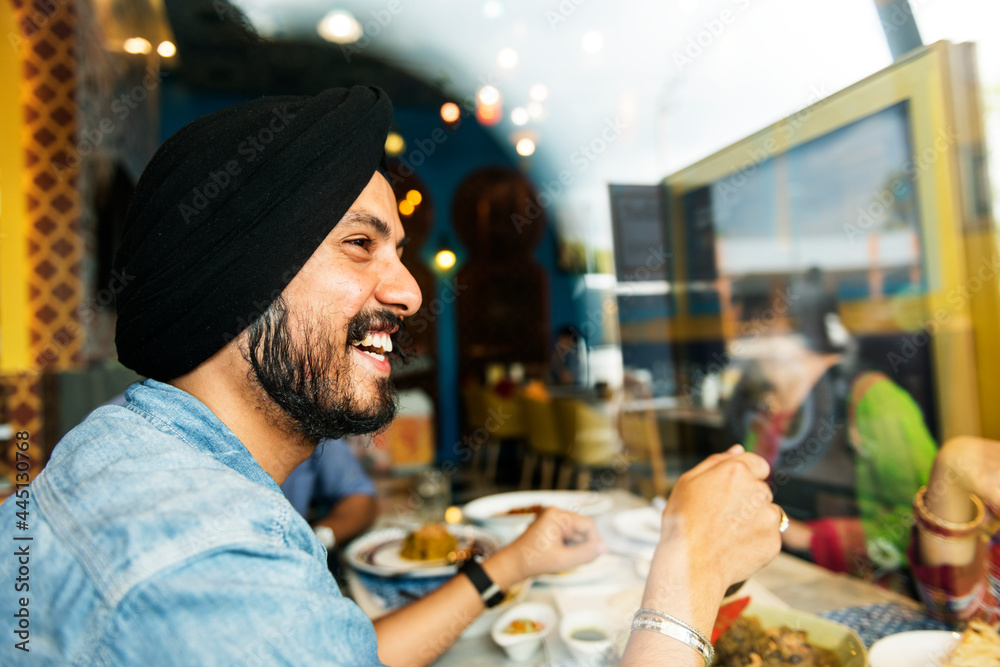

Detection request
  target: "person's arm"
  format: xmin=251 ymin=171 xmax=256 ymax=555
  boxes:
xmin=373 ymin=509 xmax=604 ymax=667
xmin=910 ymin=436 xmax=1000 ymax=624
xmin=621 ymin=446 xmax=783 ymax=666
xmin=313 ymin=492 xmax=378 ymax=545
xmin=918 ymin=436 xmax=999 ymax=566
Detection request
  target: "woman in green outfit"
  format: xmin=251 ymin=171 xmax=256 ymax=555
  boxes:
xmin=724 ymin=271 xmax=938 ymax=585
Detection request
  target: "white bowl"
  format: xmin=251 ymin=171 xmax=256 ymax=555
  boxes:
xmin=559 ymin=610 xmax=617 ymax=664
xmin=462 ymin=580 xmax=530 ymax=639
xmin=490 ymin=602 xmax=557 ymax=662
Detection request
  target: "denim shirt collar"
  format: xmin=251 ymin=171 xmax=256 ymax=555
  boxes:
xmin=124 ymin=378 xmax=282 ymax=494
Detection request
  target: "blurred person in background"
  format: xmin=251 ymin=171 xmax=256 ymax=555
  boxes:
xmin=724 ymin=268 xmax=937 ymax=588
xmin=549 ymin=325 xmax=584 ymax=386
xmin=281 ymin=437 xmax=378 ymax=552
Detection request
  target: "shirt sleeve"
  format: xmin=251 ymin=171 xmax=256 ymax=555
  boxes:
xmin=315 ymin=438 xmax=376 ymax=504
xmin=852 ymin=375 xmax=938 ymax=568
xmin=908 ymin=528 xmax=1000 ymax=627
xmin=102 ymin=542 xmax=385 ymax=666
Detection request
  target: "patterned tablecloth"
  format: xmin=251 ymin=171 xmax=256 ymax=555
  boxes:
xmin=820 ymin=601 xmax=951 ymax=647
xmin=354 ymin=571 xmax=451 ymax=613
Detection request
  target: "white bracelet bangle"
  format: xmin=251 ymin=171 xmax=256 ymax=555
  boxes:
xmin=631 ymin=611 xmax=714 ymax=667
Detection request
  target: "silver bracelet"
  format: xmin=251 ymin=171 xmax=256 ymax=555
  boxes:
xmin=631 ymin=611 xmax=714 ymax=667
xmin=636 ymin=608 xmax=706 ymax=639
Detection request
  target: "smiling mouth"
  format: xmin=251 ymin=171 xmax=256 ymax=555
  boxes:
xmin=350 ymin=329 xmax=396 ymax=362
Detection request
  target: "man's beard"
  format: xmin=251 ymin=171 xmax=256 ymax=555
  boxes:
xmin=242 ymin=296 xmax=400 ymax=441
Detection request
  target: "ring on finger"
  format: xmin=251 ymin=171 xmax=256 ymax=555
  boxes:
xmin=778 ymin=507 xmax=790 ymax=533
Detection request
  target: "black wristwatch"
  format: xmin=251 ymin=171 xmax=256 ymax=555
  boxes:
xmin=458 ymin=555 xmax=506 ymax=608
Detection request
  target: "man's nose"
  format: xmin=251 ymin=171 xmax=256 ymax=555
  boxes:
xmin=377 ymin=258 xmax=422 ymax=317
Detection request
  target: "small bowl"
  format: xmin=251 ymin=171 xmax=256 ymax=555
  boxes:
xmin=463 ymin=580 xmax=530 ymax=639
xmin=490 ymin=602 xmax=556 ymax=662
xmin=559 ymin=610 xmax=616 ymax=664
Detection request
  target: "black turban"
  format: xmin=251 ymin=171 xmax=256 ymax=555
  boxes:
xmin=114 ymin=86 xmax=393 ymax=381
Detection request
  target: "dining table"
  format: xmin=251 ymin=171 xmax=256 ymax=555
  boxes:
xmin=344 ymin=489 xmax=949 ymax=666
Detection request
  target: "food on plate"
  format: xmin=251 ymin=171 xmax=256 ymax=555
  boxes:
xmin=944 ymin=620 xmax=1000 ymax=666
xmin=501 ymin=504 xmax=547 ymax=516
xmin=713 ymin=615 xmax=840 ymax=667
xmin=503 ymin=618 xmax=545 ymax=634
xmin=399 ymin=523 xmax=458 ymax=561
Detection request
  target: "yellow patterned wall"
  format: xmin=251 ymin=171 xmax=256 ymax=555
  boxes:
xmin=2 ymin=0 xmax=83 ymax=457
xmin=14 ymin=0 xmax=84 ymax=372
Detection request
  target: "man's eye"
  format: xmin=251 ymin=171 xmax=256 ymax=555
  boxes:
xmin=347 ymin=238 xmax=371 ymax=251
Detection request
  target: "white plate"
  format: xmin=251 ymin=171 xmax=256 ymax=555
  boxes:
xmin=537 ymin=553 xmax=619 ymax=585
xmin=612 ymin=507 xmax=662 ymax=543
xmin=345 ymin=525 xmax=500 ymax=578
xmin=463 ymin=491 xmax=615 ymax=542
xmin=868 ymin=630 xmax=960 ymax=666
xmin=463 ymin=490 xmax=615 ymax=522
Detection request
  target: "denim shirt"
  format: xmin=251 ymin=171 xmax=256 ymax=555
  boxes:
xmin=0 ymin=379 xmax=383 ymax=666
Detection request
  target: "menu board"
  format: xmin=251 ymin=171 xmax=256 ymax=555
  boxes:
xmin=609 ymin=184 xmax=669 ymax=283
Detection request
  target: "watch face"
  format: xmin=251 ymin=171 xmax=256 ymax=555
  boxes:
xmin=314 ymin=526 xmax=336 ymax=549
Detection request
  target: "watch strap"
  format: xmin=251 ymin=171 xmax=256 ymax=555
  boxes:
xmin=459 ymin=556 xmax=505 ymax=608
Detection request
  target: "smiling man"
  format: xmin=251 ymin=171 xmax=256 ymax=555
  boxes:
xmin=0 ymin=87 xmax=784 ymax=667
xmin=0 ymin=86 xmax=607 ymax=666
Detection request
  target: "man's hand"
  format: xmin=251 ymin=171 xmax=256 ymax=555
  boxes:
xmin=622 ymin=445 xmax=783 ymax=666
xmin=650 ymin=445 xmax=782 ymax=603
xmin=482 ymin=508 xmax=605 ymax=588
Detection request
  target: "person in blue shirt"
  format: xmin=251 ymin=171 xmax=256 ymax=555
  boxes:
xmin=0 ymin=86 xmax=784 ymax=667
xmin=281 ymin=438 xmax=378 ymax=550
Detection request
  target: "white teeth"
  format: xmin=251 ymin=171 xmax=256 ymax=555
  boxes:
xmin=361 ymin=350 xmax=385 ymax=362
xmin=351 ymin=331 xmax=392 ymax=356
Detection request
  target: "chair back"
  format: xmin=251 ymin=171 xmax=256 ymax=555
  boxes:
xmin=520 ymin=395 xmax=566 ymax=456
xmin=619 ymin=403 xmax=668 ymax=498
xmin=553 ymin=398 xmax=622 ymax=466
xmin=480 ymin=388 xmax=525 ymax=439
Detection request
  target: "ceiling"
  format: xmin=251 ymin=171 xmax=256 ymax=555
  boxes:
xmin=162 ymin=0 xmax=907 ymax=252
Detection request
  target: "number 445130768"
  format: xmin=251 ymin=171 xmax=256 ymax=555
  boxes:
xmin=13 ymin=430 xmax=30 ymax=525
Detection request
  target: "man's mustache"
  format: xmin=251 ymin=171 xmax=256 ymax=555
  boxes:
xmin=346 ymin=309 xmax=408 ymax=361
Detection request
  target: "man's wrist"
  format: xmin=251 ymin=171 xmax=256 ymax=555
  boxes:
xmin=481 ymin=547 xmax=524 ymax=592
xmin=642 ymin=544 xmax=724 ymax=635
